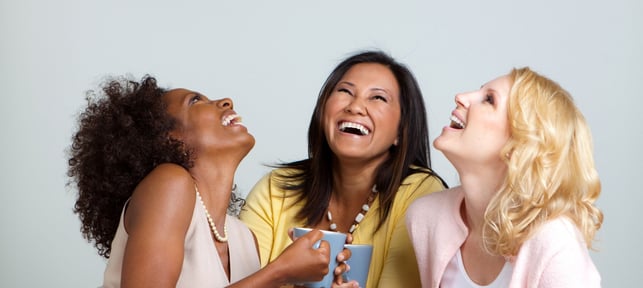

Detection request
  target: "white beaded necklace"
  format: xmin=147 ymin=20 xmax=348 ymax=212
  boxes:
xmin=196 ymin=186 xmax=228 ymax=242
xmin=327 ymin=185 xmax=378 ymax=234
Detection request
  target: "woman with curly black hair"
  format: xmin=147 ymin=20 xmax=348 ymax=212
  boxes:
xmin=68 ymin=75 xmax=353 ymax=287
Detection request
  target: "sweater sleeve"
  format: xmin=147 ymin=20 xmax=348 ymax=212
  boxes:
xmin=537 ymin=239 xmax=601 ymax=288
xmin=377 ymin=174 xmax=446 ymax=288
xmin=512 ymin=218 xmax=601 ymax=288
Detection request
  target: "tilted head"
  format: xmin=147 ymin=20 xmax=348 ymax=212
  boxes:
xmin=309 ymin=50 xmax=434 ymax=173
xmin=487 ymin=67 xmax=603 ymax=255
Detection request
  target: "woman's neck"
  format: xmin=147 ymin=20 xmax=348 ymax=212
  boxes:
xmin=189 ymin=159 xmax=238 ymax=221
xmin=458 ymin=168 xmax=505 ymax=233
xmin=331 ymin=160 xmax=380 ymax=203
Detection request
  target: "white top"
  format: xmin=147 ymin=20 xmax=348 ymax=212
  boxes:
xmin=441 ymin=249 xmax=513 ymax=288
xmin=102 ymin=194 xmax=260 ymax=287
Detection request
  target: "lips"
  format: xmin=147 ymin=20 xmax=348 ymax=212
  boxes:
xmin=449 ymin=114 xmax=465 ymax=129
xmin=222 ymin=113 xmax=243 ymax=126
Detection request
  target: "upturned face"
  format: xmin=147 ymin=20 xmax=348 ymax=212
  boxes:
xmin=434 ymin=74 xmax=511 ymax=169
xmin=163 ymin=88 xmax=255 ymax=160
xmin=323 ymin=63 xmax=401 ymax=164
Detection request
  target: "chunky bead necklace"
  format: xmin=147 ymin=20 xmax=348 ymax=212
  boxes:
xmin=196 ymin=187 xmax=228 ymax=242
xmin=327 ymin=185 xmax=378 ymax=234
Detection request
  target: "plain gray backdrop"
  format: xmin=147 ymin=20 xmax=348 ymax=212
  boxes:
xmin=1 ymin=0 xmax=641 ymax=287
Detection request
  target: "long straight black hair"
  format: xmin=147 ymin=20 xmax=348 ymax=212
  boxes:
xmin=274 ymin=50 xmax=447 ymax=230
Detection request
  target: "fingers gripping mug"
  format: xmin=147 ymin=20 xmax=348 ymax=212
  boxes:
xmin=293 ymin=228 xmax=347 ymax=288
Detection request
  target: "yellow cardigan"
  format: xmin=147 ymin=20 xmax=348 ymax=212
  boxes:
xmin=239 ymin=168 xmax=445 ymax=288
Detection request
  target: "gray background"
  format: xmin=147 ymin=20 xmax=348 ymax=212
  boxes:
xmin=1 ymin=0 xmax=641 ymax=287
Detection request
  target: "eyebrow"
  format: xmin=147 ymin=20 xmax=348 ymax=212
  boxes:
xmin=179 ymin=91 xmax=198 ymax=106
xmin=339 ymin=81 xmax=391 ymax=94
xmin=479 ymin=84 xmax=497 ymax=94
xmin=371 ymin=87 xmax=391 ymax=95
xmin=181 ymin=92 xmax=191 ymax=105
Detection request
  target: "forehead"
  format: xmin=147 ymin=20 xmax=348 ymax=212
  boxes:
xmin=483 ymin=75 xmax=512 ymax=97
xmin=342 ymin=63 xmax=398 ymax=89
xmin=163 ymin=88 xmax=198 ymax=108
xmin=163 ymin=88 xmax=192 ymax=103
xmin=162 ymin=88 xmax=193 ymax=115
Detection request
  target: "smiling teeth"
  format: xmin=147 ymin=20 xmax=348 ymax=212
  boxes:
xmin=450 ymin=115 xmax=465 ymax=129
xmin=222 ymin=114 xmax=242 ymax=126
xmin=339 ymin=122 xmax=370 ymax=135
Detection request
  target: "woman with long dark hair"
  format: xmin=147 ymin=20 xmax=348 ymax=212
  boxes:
xmin=240 ymin=50 xmax=448 ymax=288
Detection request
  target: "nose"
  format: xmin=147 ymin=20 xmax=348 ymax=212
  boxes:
xmin=344 ymin=97 xmax=367 ymax=115
xmin=454 ymin=92 xmax=470 ymax=109
xmin=216 ymin=98 xmax=234 ymax=109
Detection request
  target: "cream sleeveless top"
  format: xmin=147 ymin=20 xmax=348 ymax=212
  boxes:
xmin=102 ymin=194 xmax=260 ymax=287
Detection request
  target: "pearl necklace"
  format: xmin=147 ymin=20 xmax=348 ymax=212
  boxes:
xmin=327 ymin=185 xmax=378 ymax=234
xmin=196 ymin=187 xmax=228 ymax=243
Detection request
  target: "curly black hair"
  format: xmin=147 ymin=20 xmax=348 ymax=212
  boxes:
xmin=67 ymin=75 xmax=191 ymax=258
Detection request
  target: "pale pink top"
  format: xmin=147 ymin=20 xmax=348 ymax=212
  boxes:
xmin=103 ymin=195 xmax=260 ymax=288
xmin=406 ymin=188 xmax=601 ymax=288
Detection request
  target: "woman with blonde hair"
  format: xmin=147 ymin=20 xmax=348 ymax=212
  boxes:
xmin=406 ymin=67 xmax=603 ymax=287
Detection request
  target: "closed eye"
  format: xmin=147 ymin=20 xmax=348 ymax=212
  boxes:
xmin=189 ymin=94 xmax=202 ymax=105
xmin=338 ymin=88 xmax=353 ymax=95
xmin=484 ymin=94 xmax=494 ymax=105
xmin=373 ymin=95 xmax=388 ymax=102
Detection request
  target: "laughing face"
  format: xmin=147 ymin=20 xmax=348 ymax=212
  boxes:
xmin=434 ymin=74 xmax=511 ymax=168
xmin=323 ymin=63 xmax=401 ymax=163
xmin=163 ymin=88 xmax=255 ymax=159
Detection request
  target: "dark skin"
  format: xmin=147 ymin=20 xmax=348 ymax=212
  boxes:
xmin=121 ymin=89 xmax=353 ymax=287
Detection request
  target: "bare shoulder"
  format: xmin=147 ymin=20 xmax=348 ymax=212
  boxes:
xmin=125 ymin=163 xmax=195 ymax=232
xmin=136 ymin=163 xmax=194 ymax=202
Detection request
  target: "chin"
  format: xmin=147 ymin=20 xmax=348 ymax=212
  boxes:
xmin=433 ymin=136 xmax=447 ymax=152
xmin=242 ymin=138 xmax=256 ymax=153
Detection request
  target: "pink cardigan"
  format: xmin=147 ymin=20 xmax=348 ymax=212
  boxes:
xmin=406 ymin=188 xmax=601 ymax=288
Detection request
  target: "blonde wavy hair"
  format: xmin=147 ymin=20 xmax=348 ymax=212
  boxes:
xmin=483 ymin=67 xmax=603 ymax=256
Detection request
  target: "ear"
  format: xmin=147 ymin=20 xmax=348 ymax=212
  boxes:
xmin=504 ymin=147 xmax=513 ymax=160
xmin=393 ymin=137 xmax=399 ymax=146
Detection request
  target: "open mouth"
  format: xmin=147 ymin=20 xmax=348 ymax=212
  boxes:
xmin=222 ymin=114 xmax=243 ymax=126
xmin=450 ymin=115 xmax=465 ymax=129
xmin=339 ymin=121 xmax=370 ymax=136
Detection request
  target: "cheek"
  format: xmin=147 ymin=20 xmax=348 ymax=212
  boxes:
xmin=490 ymin=118 xmax=510 ymax=138
xmin=477 ymin=112 xmax=506 ymax=131
xmin=320 ymin=114 xmax=334 ymax=139
xmin=324 ymin=96 xmax=346 ymax=114
xmin=323 ymin=98 xmax=346 ymax=122
xmin=375 ymin=110 xmax=401 ymax=138
xmin=480 ymin=119 xmax=510 ymax=149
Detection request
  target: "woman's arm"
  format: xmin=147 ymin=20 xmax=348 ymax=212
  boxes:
xmin=514 ymin=217 xmax=601 ymax=288
xmin=121 ymin=164 xmax=195 ymax=288
xmin=537 ymin=230 xmax=601 ymax=287
xmin=227 ymin=230 xmax=332 ymax=287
